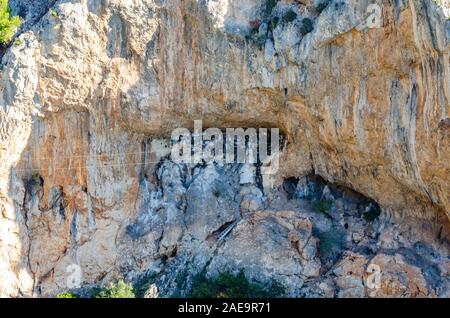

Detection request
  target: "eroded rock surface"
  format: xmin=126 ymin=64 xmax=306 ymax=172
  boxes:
xmin=0 ymin=0 xmax=449 ymax=297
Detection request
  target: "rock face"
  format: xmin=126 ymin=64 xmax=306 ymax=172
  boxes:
xmin=0 ymin=0 xmax=449 ymax=297
xmin=207 ymin=211 xmax=321 ymax=295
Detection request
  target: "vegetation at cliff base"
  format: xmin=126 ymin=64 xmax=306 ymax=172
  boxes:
xmin=94 ymin=280 xmax=135 ymax=298
xmin=133 ymin=272 xmax=157 ymax=298
xmin=317 ymin=230 xmax=345 ymax=263
xmin=55 ymin=280 xmax=136 ymax=298
xmin=188 ymin=269 xmax=285 ymax=298
xmin=56 ymin=292 xmax=76 ymax=298
xmin=0 ymin=0 xmax=20 ymax=45
xmin=313 ymin=199 xmax=333 ymax=217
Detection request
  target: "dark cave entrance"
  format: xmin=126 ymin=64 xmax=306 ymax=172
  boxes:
xmin=283 ymin=173 xmax=381 ymax=219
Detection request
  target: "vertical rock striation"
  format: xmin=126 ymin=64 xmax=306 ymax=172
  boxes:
xmin=0 ymin=0 xmax=449 ymax=297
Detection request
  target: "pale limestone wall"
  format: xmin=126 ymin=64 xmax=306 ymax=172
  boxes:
xmin=0 ymin=0 xmax=448 ymax=297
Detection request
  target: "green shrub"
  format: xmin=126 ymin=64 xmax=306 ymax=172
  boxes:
xmin=268 ymin=16 xmax=279 ymax=32
xmin=313 ymin=199 xmax=333 ymax=214
xmin=0 ymin=0 xmax=20 ymax=45
xmin=282 ymin=9 xmax=297 ymax=23
xmin=315 ymin=2 xmax=329 ymax=15
xmin=56 ymin=292 xmax=76 ymax=298
xmin=175 ymin=265 xmax=190 ymax=290
xmin=188 ymin=269 xmax=284 ymax=298
xmin=95 ymin=280 xmax=135 ymax=298
xmin=49 ymin=8 xmax=58 ymax=19
xmin=133 ymin=273 xmax=156 ymax=298
xmin=264 ymin=0 xmax=278 ymax=17
xmin=300 ymin=18 xmax=314 ymax=36
xmin=13 ymin=37 xmax=21 ymax=45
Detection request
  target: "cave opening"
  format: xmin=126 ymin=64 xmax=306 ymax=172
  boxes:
xmin=283 ymin=173 xmax=382 ymax=219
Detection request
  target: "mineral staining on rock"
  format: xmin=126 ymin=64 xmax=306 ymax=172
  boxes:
xmin=0 ymin=0 xmax=449 ymax=298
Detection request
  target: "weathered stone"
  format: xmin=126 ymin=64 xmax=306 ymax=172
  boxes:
xmin=333 ymin=252 xmax=368 ymax=298
xmin=367 ymin=253 xmax=431 ymax=298
xmin=0 ymin=0 xmax=449 ymax=298
xmin=207 ymin=211 xmax=321 ymax=296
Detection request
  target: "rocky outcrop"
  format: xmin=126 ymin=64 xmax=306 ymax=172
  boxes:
xmin=207 ymin=211 xmax=321 ymax=295
xmin=0 ymin=0 xmax=449 ymax=297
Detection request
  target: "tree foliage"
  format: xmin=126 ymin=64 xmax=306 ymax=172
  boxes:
xmin=56 ymin=292 xmax=76 ymax=298
xmin=0 ymin=0 xmax=20 ymax=45
xmin=94 ymin=280 xmax=136 ymax=298
xmin=188 ymin=269 xmax=285 ymax=298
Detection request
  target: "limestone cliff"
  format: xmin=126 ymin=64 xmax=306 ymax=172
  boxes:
xmin=0 ymin=0 xmax=449 ymax=298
